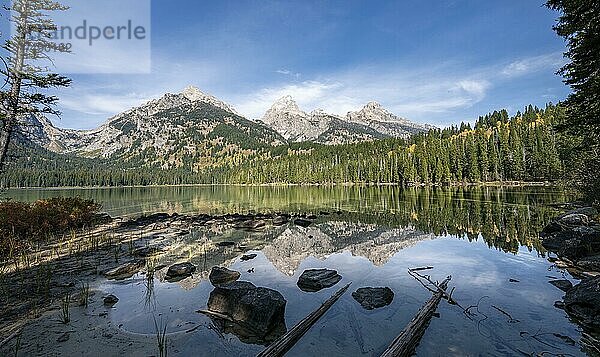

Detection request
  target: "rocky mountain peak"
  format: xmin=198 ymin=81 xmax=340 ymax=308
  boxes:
xmin=348 ymin=101 xmax=395 ymax=123
xmin=181 ymin=85 xmax=208 ymax=101
xmin=178 ymin=85 xmax=238 ymax=114
xmin=365 ymin=101 xmax=383 ymax=110
xmin=269 ymin=95 xmax=302 ymax=113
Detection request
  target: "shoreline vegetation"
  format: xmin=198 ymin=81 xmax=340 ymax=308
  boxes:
xmin=4 ymin=180 xmax=561 ymax=191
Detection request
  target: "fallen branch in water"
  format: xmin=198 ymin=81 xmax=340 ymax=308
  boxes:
xmin=491 ymin=305 xmax=519 ymax=323
xmin=257 ymin=282 xmax=352 ymax=357
xmin=408 ymin=268 xmax=471 ymax=318
xmin=380 ymin=276 xmax=451 ymax=357
xmin=0 ymin=328 xmax=22 ymax=349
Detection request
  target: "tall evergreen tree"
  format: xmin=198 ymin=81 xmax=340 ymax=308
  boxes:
xmin=0 ymin=0 xmax=71 ymax=173
xmin=547 ymin=0 xmax=600 ymax=204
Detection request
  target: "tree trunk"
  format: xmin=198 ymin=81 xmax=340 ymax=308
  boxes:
xmin=380 ymin=277 xmax=451 ymax=357
xmin=0 ymin=6 xmax=27 ymax=173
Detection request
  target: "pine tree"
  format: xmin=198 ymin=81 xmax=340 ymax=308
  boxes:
xmin=0 ymin=0 xmax=71 ymax=172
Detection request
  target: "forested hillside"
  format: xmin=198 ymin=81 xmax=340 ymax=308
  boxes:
xmin=2 ymin=104 xmax=567 ymax=187
xmin=207 ymin=104 xmax=566 ymax=185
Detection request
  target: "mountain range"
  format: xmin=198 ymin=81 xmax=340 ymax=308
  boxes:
xmin=23 ymin=86 xmax=433 ymax=168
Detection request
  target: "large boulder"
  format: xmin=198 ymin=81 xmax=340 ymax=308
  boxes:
xmin=352 ymin=287 xmax=394 ymax=310
xmin=209 ymin=266 xmax=241 ymax=285
xmin=207 ymin=281 xmax=287 ymax=343
xmin=564 ymin=276 xmax=600 ymax=329
xmin=297 ymin=268 xmax=342 ymax=292
xmin=542 ymin=225 xmax=600 ymax=261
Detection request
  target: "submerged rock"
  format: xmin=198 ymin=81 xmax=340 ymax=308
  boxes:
xmin=209 ymin=266 xmax=241 ymax=285
xmin=294 ymin=218 xmax=312 ymax=228
xmin=297 ymin=268 xmax=342 ymax=292
xmin=549 ymin=279 xmax=573 ymax=292
xmin=103 ymin=294 xmax=119 ymax=306
xmin=207 ymin=281 xmax=287 ymax=344
xmin=352 ymin=287 xmax=394 ymax=310
xmin=241 ymin=253 xmax=257 ymax=261
xmin=166 ymin=262 xmax=196 ymax=280
xmin=104 ymin=260 xmax=145 ymax=279
xmin=272 ymin=215 xmax=289 ymax=226
xmin=234 ymin=219 xmax=267 ymax=230
xmin=132 ymin=246 xmax=163 ymax=258
xmin=564 ymin=276 xmax=600 ymax=329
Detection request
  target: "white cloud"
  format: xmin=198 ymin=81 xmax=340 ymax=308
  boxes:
xmin=276 ymin=69 xmax=301 ymax=79
xmin=235 ymin=67 xmax=491 ymax=121
xmin=60 ymin=92 xmax=155 ymax=116
xmin=501 ymin=52 xmax=565 ymax=77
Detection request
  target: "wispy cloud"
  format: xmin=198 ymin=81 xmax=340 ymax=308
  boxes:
xmin=235 ymin=65 xmax=492 ymax=121
xmin=60 ymin=92 xmax=155 ymax=116
xmin=276 ymin=69 xmax=301 ymax=79
xmin=501 ymin=52 xmax=565 ymax=77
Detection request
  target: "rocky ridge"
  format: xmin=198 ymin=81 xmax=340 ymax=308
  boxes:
xmin=260 ymin=95 xmax=432 ymax=144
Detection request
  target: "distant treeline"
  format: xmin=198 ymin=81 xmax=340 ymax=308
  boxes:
xmin=1 ymin=104 xmax=569 ymax=187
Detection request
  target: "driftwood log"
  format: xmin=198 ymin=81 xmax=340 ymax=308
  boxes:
xmin=257 ymin=282 xmax=351 ymax=357
xmin=380 ymin=276 xmax=451 ymax=357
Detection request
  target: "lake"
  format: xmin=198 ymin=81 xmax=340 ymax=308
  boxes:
xmin=4 ymin=185 xmax=591 ymax=356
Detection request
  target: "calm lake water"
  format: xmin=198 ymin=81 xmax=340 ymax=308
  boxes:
xmin=5 ymin=185 xmax=591 ymax=356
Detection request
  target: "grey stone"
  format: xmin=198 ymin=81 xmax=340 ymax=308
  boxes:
xmin=564 ymin=276 xmax=600 ymax=329
xmin=103 ymin=294 xmax=119 ymax=305
xmin=352 ymin=287 xmax=394 ymax=310
xmin=209 ymin=266 xmax=241 ymax=285
xmin=104 ymin=260 xmax=145 ymax=279
xmin=549 ymin=279 xmax=573 ymax=292
xmin=293 ymin=218 xmax=312 ymax=228
xmin=166 ymin=262 xmax=196 ymax=279
xmin=234 ymin=219 xmax=267 ymax=230
xmin=240 ymin=253 xmax=257 ymax=261
xmin=207 ymin=281 xmax=287 ymax=343
xmin=297 ymin=268 xmax=342 ymax=292
xmin=272 ymin=216 xmax=289 ymax=226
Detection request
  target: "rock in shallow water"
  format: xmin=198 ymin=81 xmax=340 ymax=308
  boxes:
xmin=234 ymin=219 xmax=267 ymax=230
xmin=297 ymin=268 xmax=342 ymax=292
xmin=549 ymin=279 xmax=573 ymax=292
xmin=240 ymin=253 xmax=257 ymax=261
xmin=352 ymin=287 xmax=394 ymax=310
xmin=564 ymin=276 xmax=600 ymax=329
xmin=293 ymin=218 xmax=312 ymax=228
xmin=103 ymin=294 xmax=119 ymax=306
xmin=207 ymin=281 xmax=287 ymax=344
xmin=166 ymin=262 xmax=196 ymax=280
xmin=209 ymin=266 xmax=241 ymax=285
xmin=104 ymin=260 xmax=145 ymax=279
xmin=272 ymin=215 xmax=289 ymax=226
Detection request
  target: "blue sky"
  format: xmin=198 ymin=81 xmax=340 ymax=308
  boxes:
xmin=3 ymin=0 xmax=570 ymax=129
